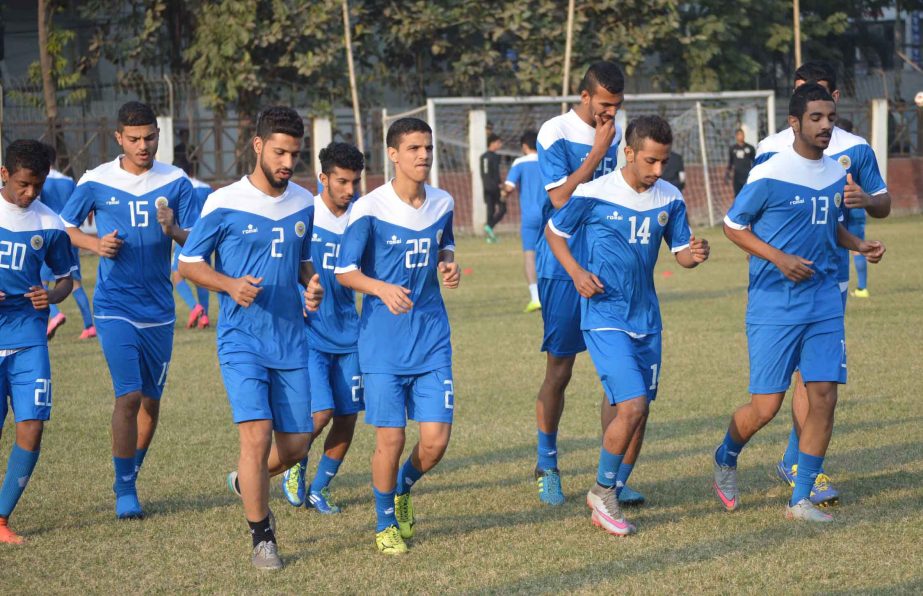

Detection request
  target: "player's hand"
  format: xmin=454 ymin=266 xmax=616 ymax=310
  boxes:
xmin=98 ymin=229 xmax=123 ymax=258
xmin=774 ymin=253 xmax=814 ymax=282
xmin=572 ymin=268 xmax=604 ymax=298
xmin=689 ymin=234 xmax=710 ymax=263
xmin=858 ymin=239 xmax=886 ymax=263
xmin=25 ymin=285 xmax=50 ymax=310
xmin=438 ymin=261 xmax=460 ymax=289
xmin=227 ymin=275 xmax=263 ymax=307
xmin=303 ymin=273 xmax=324 ymax=312
xmin=156 ymin=202 xmax=176 ymax=236
xmin=376 ymin=282 xmax=413 ymax=315
xmin=592 ymin=114 xmax=616 ymax=156
xmin=843 ymin=173 xmax=871 ymax=209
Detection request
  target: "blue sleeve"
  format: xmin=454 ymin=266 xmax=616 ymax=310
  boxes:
xmin=505 ymin=162 xmax=522 ymax=187
xmin=725 ymin=179 xmax=768 ymax=228
xmin=548 ymin=195 xmax=591 ymax=238
xmin=45 ymin=229 xmax=76 ymax=278
xmin=301 ymin=207 xmax=313 ymax=262
xmin=180 ymin=209 xmax=223 ymax=261
xmin=59 ymin=182 xmax=95 ymax=226
xmin=538 ymin=139 xmax=570 ymax=190
xmin=753 ymin=151 xmax=775 ymax=166
xmin=665 ymin=200 xmax=692 ymax=251
xmin=853 ymin=145 xmax=887 ymax=195
xmin=175 ymin=178 xmax=199 ymax=229
xmin=334 ymin=214 xmax=371 ymax=273
xmin=439 ymin=211 xmax=455 ymax=251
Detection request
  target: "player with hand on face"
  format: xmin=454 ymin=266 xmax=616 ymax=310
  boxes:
xmin=280 ymin=142 xmax=365 ymax=515
xmin=179 ymin=106 xmax=322 ymax=570
xmin=59 ymin=101 xmax=197 ymax=521
xmin=546 ymin=116 xmax=708 ymax=535
xmin=713 ymin=84 xmax=885 ymax=522
xmin=335 ymin=117 xmax=459 ymax=555
xmin=0 ymin=140 xmax=76 ymax=544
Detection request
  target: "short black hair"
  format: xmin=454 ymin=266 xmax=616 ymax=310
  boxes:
xmin=386 ymin=117 xmax=432 ymax=149
xmin=117 ymin=101 xmax=157 ymax=130
xmin=41 ymin=142 xmax=57 ymax=166
xmin=578 ymin=61 xmax=625 ymax=96
xmin=625 ymin=115 xmax=673 ymax=150
xmin=487 ymin=133 xmax=501 ymax=145
xmin=319 ymin=142 xmax=365 ymax=175
xmin=255 ymin=106 xmax=304 ymax=140
xmin=520 ymin=130 xmax=538 ymax=150
xmin=789 ymin=82 xmax=834 ymax=121
xmin=794 ymin=60 xmax=837 ymax=92
xmin=837 ymin=118 xmax=854 ymax=133
xmin=3 ymin=139 xmax=52 ymax=177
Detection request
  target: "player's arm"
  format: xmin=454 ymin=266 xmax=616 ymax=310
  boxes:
xmin=723 ymin=223 xmax=814 ymax=282
xmin=544 ymin=208 xmax=603 ymax=298
xmin=545 ymin=117 xmax=616 ymax=209
xmin=65 ymin=225 xmax=123 ymax=259
xmin=299 ymin=260 xmax=323 ymax=312
xmin=437 ymin=248 xmax=459 ymax=289
xmin=843 ymin=173 xmax=891 ymax=218
xmin=178 ymin=259 xmax=263 ymax=308
xmin=336 ymin=269 xmax=413 ymax=315
xmin=25 ymin=275 xmax=73 ymax=310
xmin=673 ymin=235 xmax=710 ymax=268
xmin=156 ymin=203 xmax=190 ymax=245
xmin=836 ymin=223 xmax=886 ymax=263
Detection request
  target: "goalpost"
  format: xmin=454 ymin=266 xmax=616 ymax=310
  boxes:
xmin=383 ymin=91 xmax=775 ymax=233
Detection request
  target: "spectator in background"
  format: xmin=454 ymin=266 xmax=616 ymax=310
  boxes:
xmin=837 ymin=118 xmax=854 ymax=133
xmin=725 ymin=128 xmax=755 ymax=196
xmin=173 ymin=128 xmax=192 ymax=172
xmin=481 ymin=133 xmax=505 ymax=243
xmin=661 ymin=150 xmax=686 ymax=192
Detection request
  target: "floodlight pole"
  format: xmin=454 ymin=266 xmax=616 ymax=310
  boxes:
xmin=793 ymin=0 xmax=802 ymax=68
xmin=342 ymin=0 xmax=366 ymax=193
xmin=561 ymin=0 xmax=576 ymax=114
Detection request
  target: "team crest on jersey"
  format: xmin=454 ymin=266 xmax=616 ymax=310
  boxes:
xmin=386 ymin=234 xmax=402 ymax=245
xmin=838 ymin=155 xmax=851 ymax=169
xmin=154 ymin=196 xmax=169 ymax=209
xmin=436 ymin=230 xmax=443 ymax=245
xmin=657 ymin=211 xmax=669 ymax=226
xmin=834 ymin=193 xmax=842 ymax=208
xmin=295 ymin=221 xmax=306 ymax=238
xmin=242 ymin=223 xmax=258 ymax=235
xmin=30 ymin=235 xmax=43 ymax=250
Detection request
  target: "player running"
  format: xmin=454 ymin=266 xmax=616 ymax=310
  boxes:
xmin=535 ymin=61 xmax=647 ymax=507
xmin=335 ymin=117 xmax=460 ymax=555
xmin=37 ymin=144 xmax=95 ymax=340
xmin=713 ymin=84 xmax=885 ymax=522
xmin=179 ymin=106 xmax=323 ymax=570
xmin=172 ymin=163 xmax=213 ymax=329
xmin=502 ymin=130 xmax=544 ymax=313
xmin=59 ymin=102 xmax=197 ymax=520
xmin=280 ymin=142 xmax=365 ymax=515
xmin=546 ymin=116 xmax=709 ymax=535
xmin=0 ymin=140 xmax=76 ymax=543
xmin=755 ymin=61 xmax=891 ymax=507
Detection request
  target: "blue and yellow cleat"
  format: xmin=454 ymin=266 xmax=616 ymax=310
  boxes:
xmin=617 ymin=484 xmax=645 ymax=506
xmin=775 ymin=461 xmax=796 ymax=487
xmin=809 ymin=473 xmax=840 ymax=507
xmin=307 ymin=487 xmax=341 ymax=514
xmin=281 ymin=459 xmax=306 ymax=507
xmin=394 ymin=493 xmax=415 ymax=540
xmin=535 ymin=467 xmax=565 ymax=506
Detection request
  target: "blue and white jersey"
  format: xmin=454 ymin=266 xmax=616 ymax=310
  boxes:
xmin=548 ymin=170 xmax=691 ymax=336
xmin=179 ymin=177 xmax=314 ymax=369
xmin=755 ymin=126 xmax=887 ymax=283
xmin=536 ymin=109 xmax=622 ymax=280
xmin=335 ymin=182 xmax=455 ymax=375
xmin=725 ymin=148 xmax=846 ymax=326
xmin=0 ymin=198 xmax=76 ymax=350
xmin=59 ymin=158 xmax=197 ymax=325
xmin=504 ymin=153 xmax=546 ymax=228
xmin=188 ymin=176 xmax=213 ymax=216
xmin=306 ymin=195 xmax=358 ymax=354
xmin=37 ymin=169 xmax=76 ymax=215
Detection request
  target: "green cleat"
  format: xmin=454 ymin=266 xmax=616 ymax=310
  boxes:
xmin=376 ymin=525 xmax=408 ymax=555
xmin=394 ymin=493 xmax=415 ymax=540
xmin=523 ymin=299 xmax=542 ymax=313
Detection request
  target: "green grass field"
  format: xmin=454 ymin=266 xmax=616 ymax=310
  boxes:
xmin=3 ymin=216 xmax=922 ymax=594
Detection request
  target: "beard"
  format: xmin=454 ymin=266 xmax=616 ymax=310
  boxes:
xmin=260 ymin=157 xmax=289 ymax=189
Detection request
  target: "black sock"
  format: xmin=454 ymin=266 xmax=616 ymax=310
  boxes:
xmin=248 ymin=516 xmax=275 ymax=547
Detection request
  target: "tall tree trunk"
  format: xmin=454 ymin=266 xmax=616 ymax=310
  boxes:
xmin=37 ymin=0 xmax=59 ymax=138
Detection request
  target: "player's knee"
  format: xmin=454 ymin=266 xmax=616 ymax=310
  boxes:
xmin=114 ymin=391 xmax=143 ymax=415
xmin=618 ymin=397 xmax=649 ymax=426
xmin=376 ymin=429 xmax=405 ymax=455
xmin=15 ymin=420 xmax=44 ymax=451
xmin=331 ymin=414 xmax=358 ymax=435
xmin=753 ymin=402 xmax=781 ymax=426
xmin=312 ymin=409 xmax=333 ymax=432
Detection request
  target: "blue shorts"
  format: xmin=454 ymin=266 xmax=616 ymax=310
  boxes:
xmin=747 ymin=317 xmax=847 ymax=394
xmin=220 ymin=361 xmax=313 ymax=433
xmin=41 ymin=246 xmax=81 ymax=282
xmin=308 ymin=349 xmax=364 ymax=416
xmin=584 ymin=330 xmax=661 ymax=404
xmin=538 ymin=278 xmax=585 ymax=357
xmin=0 ymin=346 xmax=52 ymax=422
xmin=521 ymin=222 xmax=542 ymax=252
xmin=840 ymin=283 xmax=849 ymax=311
xmin=96 ymin=318 xmax=174 ymax=399
xmin=364 ymin=367 xmax=454 ymax=428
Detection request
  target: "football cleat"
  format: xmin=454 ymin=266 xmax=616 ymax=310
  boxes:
xmin=535 ymin=467 xmax=565 ymax=506
xmin=587 ymin=484 xmax=636 ymax=536
xmin=775 ymin=461 xmax=796 ymax=487
xmin=251 ymin=540 xmax=283 ymax=570
xmin=307 ymin=487 xmax=341 ymax=514
xmin=785 ymin=498 xmax=833 ymax=522
xmin=394 ymin=493 xmax=415 ymax=540
xmin=523 ymin=300 xmax=542 ymax=314
xmin=79 ymin=325 xmax=97 ymax=339
xmin=186 ymin=304 xmax=204 ymax=329
xmin=198 ymin=314 xmax=210 ymax=329
xmin=809 ymin=472 xmax=840 ymax=507
xmin=851 ymin=288 xmax=870 ymax=298
xmin=281 ymin=460 xmax=306 ymax=507
xmin=0 ymin=518 xmax=24 ymax=544
xmin=713 ymin=448 xmax=739 ymax=511
xmin=617 ymin=484 xmax=646 ymax=506
xmin=375 ymin=525 xmax=408 ymax=555
xmin=46 ymin=312 xmax=66 ymax=339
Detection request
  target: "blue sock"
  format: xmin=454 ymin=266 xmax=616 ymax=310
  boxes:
xmin=373 ymin=487 xmax=398 ymax=531
xmin=854 ymin=254 xmax=868 ymax=289
xmin=134 ymin=448 xmax=148 ymax=475
xmin=782 ymin=426 xmax=800 ymax=469
xmin=196 ymin=286 xmax=210 ymax=314
xmin=615 ymin=463 xmax=635 ymax=497
xmin=537 ymin=430 xmax=558 ymax=471
xmin=715 ymin=431 xmax=745 ymax=467
xmin=48 ymin=302 xmax=60 ymax=318
xmin=175 ymin=279 xmax=197 ymax=310
xmin=309 ymin=455 xmax=342 ymax=494
xmin=113 ymin=456 xmax=142 ymax=517
xmin=396 ymin=458 xmax=424 ymax=496
xmin=0 ymin=445 xmax=40 ymax=518
xmin=72 ymin=286 xmax=93 ymax=328
xmin=791 ymin=451 xmax=824 ymax=505
xmin=596 ymin=447 xmax=624 ymax=488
